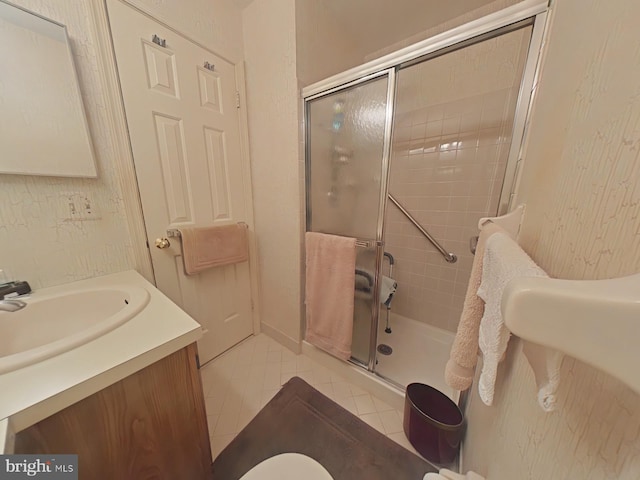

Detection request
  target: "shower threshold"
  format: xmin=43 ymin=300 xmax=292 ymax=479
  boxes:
xmin=302 ymin=340 xmax=406 ymax=411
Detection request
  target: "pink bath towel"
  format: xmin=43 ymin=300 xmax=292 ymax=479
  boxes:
xmin=178 ymin=223 xmax=249 ymax=275
xmin=445 ymin=222 xmax=502 ymax=391
xmin=305 ymin=232 xmax=356 ymax=361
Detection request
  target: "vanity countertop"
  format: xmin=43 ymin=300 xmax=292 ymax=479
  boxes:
xmin=0 ymin=270 xmax=202 ymax=452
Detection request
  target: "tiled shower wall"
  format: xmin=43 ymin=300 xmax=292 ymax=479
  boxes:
xmin=384 ymin=27 xmax=531 ymax=332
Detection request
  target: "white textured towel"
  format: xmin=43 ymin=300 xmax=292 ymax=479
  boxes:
xmin=477 ymin=233 xmax=548 ymax=406
xmin=444 ymin=222 xmax=502 ymax=391
xmin=522 ymin=340 xmax=564 ymax=412
xmin=353 ymin=270 xmax=397 ymax=305
xmin=380 ymin=275 xmax=397 ymax=306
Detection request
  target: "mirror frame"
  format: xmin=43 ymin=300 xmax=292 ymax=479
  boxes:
xmin=0 ymin=0 xmax=97 ymax=178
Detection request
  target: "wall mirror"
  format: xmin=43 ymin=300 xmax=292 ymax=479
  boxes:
xmin=0 ymin=0 xmax=97 ymax=177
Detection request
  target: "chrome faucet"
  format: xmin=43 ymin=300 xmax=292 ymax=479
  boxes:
xmin=0 ymin=299 xmax=27 ymax=312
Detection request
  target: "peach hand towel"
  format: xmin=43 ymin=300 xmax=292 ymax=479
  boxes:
xmin=305 ymin=232 xmax=356 ymax=361
xmin=178 ymin=224 xmax=248 ymax=275
xmin=445 ymin=223 xmax=502 ymax=391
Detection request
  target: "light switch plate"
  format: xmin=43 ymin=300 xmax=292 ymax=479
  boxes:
xmin=59 ymin=192 xmax=101 ymax=221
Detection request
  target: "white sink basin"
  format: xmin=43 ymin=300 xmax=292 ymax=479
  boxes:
xmin=0 ymin=286 xmax=150 ymax=374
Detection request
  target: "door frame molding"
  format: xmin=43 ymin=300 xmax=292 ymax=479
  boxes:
xmin=236 ymin=62 xmax=263 ymax=334
xmin=88 ymin=0 xmax=262 ymax=334
xmin=88 ymin=0 xmax=154 ymax=283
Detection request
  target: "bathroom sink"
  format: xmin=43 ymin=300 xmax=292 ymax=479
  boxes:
xmin=0 ymin=286 xmax=150 ymax=374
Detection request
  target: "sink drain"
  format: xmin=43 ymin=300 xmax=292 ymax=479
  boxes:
xmin=377 ymin=344 xmax=393 ymax=356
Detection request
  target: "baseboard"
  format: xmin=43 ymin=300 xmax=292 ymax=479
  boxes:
xmin=260 ymin=322 xmax=301 ymax=354
xmin=301 ymin=341 xmax=405 ymax=411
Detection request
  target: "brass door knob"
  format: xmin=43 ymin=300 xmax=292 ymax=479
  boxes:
xmin=155 ymin=237 xmax=170 ymax=249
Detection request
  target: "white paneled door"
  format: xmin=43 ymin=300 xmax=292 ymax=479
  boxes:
xmin=108 ymin=0 xmax=254 ymax=363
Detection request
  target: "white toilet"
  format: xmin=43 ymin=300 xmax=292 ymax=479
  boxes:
xmin=239 ymin=453 xmax=483 ymax=480
xmin=424 ymin=468 xmax=485 ymax=480
xmin=239 ymin=453 xmax=334 ymax=480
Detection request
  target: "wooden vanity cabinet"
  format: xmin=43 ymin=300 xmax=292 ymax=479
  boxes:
xmin=14 ymin=343 xmax=213 ymax=480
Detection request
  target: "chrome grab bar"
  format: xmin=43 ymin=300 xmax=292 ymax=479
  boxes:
xmin=387 ymin=193 xmax=457 ymax=263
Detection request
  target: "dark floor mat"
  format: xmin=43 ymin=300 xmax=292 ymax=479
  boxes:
xmin=212 ymin=376 xmax=436 ymax=479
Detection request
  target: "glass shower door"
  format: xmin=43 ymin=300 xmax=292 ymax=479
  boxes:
xmin=376 ymin=24 xmax=534 ymax=389
xmin=305 ymin=71 xmax=394 ymax=366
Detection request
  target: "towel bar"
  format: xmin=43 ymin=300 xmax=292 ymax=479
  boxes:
xmin=355 ymin=239 xmax=383 ymax=248
xmin=167 ymin=222 xmax=248 ymax=238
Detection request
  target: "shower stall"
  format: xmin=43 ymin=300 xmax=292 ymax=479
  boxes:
xmin=303 ymin=2 xmax=547 ymax=397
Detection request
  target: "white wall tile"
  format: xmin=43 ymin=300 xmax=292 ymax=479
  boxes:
xmin=385 ymin=28 xmax=530 ymax=332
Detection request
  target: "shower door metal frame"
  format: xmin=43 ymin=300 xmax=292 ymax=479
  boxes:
xmin=304 ymin=67 xmax=396 ymax=233
xmin=304 ymin=68 xmax=396 ymax=371
xmin=370 ymin=69 xmax=396 ymax=371
xmin=303 ymin=0 xmax=550 ymax=375
xmin=303 ymin=0 xmax=549 ymax=214
xmin=302 ymin=0 xmax=548 ymax=97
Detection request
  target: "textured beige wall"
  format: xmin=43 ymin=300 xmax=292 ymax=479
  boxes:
xmin=295 ymin=0 xmax=365 ymax=86
xmin=463 ymin=0 xmax=640 ymax=478
xmin=242 ymin=0 xmax=301 ymax=345
xmin=0 ymin=0 xmax=135 ymax=288
xmin=124 ymin=0 xmax=244 ymax=62
xmin=365 ymin=0 xmax=522 ymax=62
xmin=0 ymin=0 xmax=246 ymax=290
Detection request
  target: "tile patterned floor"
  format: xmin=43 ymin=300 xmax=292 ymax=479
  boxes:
xmin=200 ymin=333 xmax=421 ymax=460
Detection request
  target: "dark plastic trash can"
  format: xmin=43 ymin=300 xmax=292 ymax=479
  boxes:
xmin=403 ymin=383 xmax=464 ymax=465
